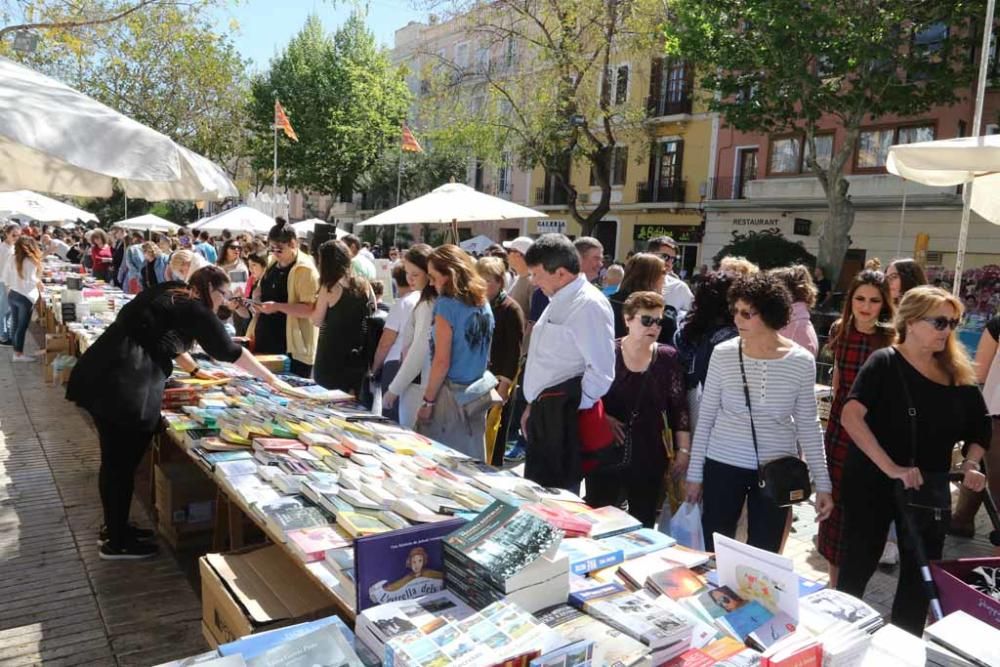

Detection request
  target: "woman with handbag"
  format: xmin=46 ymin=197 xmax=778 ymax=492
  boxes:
xmin=817 ymin=265 xmax=895 ymax=586
xmin=839 ymin=286 xmax=990 ymax=635
xmin=685 ymin=273 xmax=833 ymax=552
xmin=950 ymin=314 xmax=1000 ymax=537
xmin=587 ymin=291 xmax=690 ymax=527
xmin=416 ymin=245 xmax=496 ymax=459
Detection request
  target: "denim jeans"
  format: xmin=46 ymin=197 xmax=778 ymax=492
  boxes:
xmin=0 ymin=283 xmax=10 ymax=340
xmin=8 ymin=290 xmax=33 ymax=353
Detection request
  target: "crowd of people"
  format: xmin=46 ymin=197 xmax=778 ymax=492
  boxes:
xmin=3 ymin=213 xmax=996 ymax=635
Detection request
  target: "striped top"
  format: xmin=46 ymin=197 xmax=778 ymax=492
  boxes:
xmin=686 ymin=337 xmax=832 ymax=493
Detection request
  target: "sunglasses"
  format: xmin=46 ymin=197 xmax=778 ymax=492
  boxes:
xmin=919 ymin=316 xmax=960 ymax=331
xmin=731 ymin=306 xmax=758 ymax=320
xmin=657 ymin=253 xmax=677 ymax=263
xmin=639 ymin=314 xmax=670 ymax=327
xmin=268 ymin=245 xmax=289 ymax=254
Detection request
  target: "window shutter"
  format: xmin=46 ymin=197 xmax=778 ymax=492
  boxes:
xmin=648 ymin=57 xmax=663 ymax=116
xmin=675 ymin=140 xmax=685 ymax=184
xmin=600 ymin=65 xmax=612 ymax=107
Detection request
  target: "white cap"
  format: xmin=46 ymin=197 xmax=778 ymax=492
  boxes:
xmin=502 ymin=236 xmax=534 ymax=255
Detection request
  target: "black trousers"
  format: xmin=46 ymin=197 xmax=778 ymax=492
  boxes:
xmin=584 ymin=469 xmax=663 ymax=529
xmin=92 ymin=415 xmax=156 ymax=548
xmin=837 ymin=480 xmax=948 ymax=636
xmin=289 ymin=358 xmax=312 ymax=379
xmin=701 ymin=459 xmax=789 ymax=553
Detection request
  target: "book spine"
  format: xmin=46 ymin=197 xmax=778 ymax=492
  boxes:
xmin=443 ymin=552 xmax=505 ymax=609
xmin=443 ymin=543 xmax=507 ymax=592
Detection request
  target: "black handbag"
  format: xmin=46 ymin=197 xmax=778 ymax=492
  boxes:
xmin=589 ymin=346 xmax=656 ymax=473
xmin=738 ymin=340 xmax=812 ymax=506
xmin=890 ymin=348 xmax=952 ymax=521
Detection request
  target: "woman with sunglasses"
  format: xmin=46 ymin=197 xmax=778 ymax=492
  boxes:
xmin=817 ymin=265 xmax=895 ymax=586
xmin=685 ymin=273 xmax=833 ymax=552
xmin=587 ymin=291 xmax=690 ymax=527
xmin=66 ymin=266 xmax=303 ymax=560
xmin=838 ymin=286 xmax=989 ymax=635
xmin=248 ymin=218 xmax=320 ymax=378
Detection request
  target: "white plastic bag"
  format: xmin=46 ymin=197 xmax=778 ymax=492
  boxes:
xmin=668 ymin=501 xmax=705 ymax=551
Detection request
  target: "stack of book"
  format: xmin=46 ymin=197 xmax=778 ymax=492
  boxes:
xmin=534 ymin=603 xmax=651 ymax=666
xmin=355 ymin=590 xmax=476 ymax=659
xmin=924 ymin=611 xmax=1000 ymax=667
xmin=443 ymin=500 xmax=569 ymax=613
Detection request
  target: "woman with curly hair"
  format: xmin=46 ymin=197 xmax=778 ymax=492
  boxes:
xmin=417 ymin=245 xmax=496 ymax=458
xmin=674 ymin=271 xmax=738 ymax=430
xmin=817 ymin=265 xmax=895 ymax=585
xmin=685 ymin=273 xmax=833 ymax=552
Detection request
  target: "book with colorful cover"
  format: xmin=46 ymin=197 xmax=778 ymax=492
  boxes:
xmin=523 ymin=503 xmax=592 ymax=537
xmin=556 ymin=537 xmax=625 ymax=576
xmin=353 ymin=518 xmax=465 ymax=613
xmin=683 ymin=585 xmax=746 ymax=623
xmin=718 ymin=601 xmax=774 ymax=640
xmin=244 ymin=622 xmax=363 ymax=667
xmin=569 ymin=582 xmax=691 ymax=651
xmin=217 ymin=616 xmax=354 ymax=660
xmin=600 ymin=528 xmax=676 ymax=560
xmin=285 ymin=525 xmax=352 ymax=563
xmin=336 ymin=510 xmax=392 ymax=538
xmin=646 ymin=566 xmax=708 ymax=600
xmin=252 ymin=437 xmax=305 ymax=453
xmin=534 ymin=603 xmax=651 ymax=667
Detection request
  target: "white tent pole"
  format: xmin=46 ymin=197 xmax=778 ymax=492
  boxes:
xmin=896 ymin=180 xmax=908 ymax=258
xmin=954 ymin=0 xmax=996 ymax=297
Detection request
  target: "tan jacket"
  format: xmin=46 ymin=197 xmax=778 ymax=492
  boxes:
xmin=248 ymin=251 xmax=320 ymax=365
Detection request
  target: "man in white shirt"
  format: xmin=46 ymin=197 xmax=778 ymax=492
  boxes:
xmin=647 ymin=235 xmax=693 ymax=314
xmin=41 ymin=232 xmax=71 ymax=261
xmin=573 ymin=236 xmax=604 ymax=283
xmin=343 ymin=234 xmax=376 ymax=281
xmin=0 ymin=222 xmax=21 ymax=346
xmin=371 ymin=264 xmax=417 ymax=422
xmin=520 ymin=234 xmax=615 ymax=491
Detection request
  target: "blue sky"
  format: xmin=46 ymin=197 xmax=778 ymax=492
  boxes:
xmin=210 ymin=0 xmax=429 ymax=72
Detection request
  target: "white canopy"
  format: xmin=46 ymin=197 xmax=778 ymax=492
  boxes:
xmin=111 ymin=213 xmax=180 ymax=233
xmin=887 ymin=135 xmax=1000 ymax=225
xmin=0 ymin=56 xmax=238 ymax=201
xmin=459 ymin=234 xmax=496 ymax=254
xmin=356 ymin=183 xmax=546 ymax=239
xmin=0 ymin=190 xmax=98 ymax=223
xmin=292 ymin=218 xmax=348 ymax=239
xmin=190 ymin=205 xmax=275 ymax=236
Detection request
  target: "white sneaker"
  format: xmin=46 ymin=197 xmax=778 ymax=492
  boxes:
xmin=12 ymin=353 xmax=35 ymax=363
xmin=879 ymin=541 xmax=900 ymax=566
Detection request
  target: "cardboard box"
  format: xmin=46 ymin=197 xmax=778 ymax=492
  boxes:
xmin=199 ymin=545 xmax=340 ymax=647
xmin=45 ymin=332 xmax=70 ymax=353
xmin=932 ymin=557 xmax=1000 ymax=629
xmin=154 ymin=462 xmax=216 ymax=541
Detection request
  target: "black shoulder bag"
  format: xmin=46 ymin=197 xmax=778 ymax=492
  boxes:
xmin=738 ymin=340 xmax=812 ymax=506
xmin=590 ymin=346 xmax=656 ymax=473
xmin=890 ymin=348 xmax=952 ymax=521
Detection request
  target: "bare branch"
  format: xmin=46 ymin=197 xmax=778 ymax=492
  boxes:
xmin=0 ymin=0 xmax=184 ymax=39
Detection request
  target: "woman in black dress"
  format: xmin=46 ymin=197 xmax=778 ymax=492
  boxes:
xmin=67 ymin=266 xmax=300 ymax=559
xmin=839 ymin=286 xmax=990 ymax=635
xmin=311 ymin=239 xmax=374 ymax=395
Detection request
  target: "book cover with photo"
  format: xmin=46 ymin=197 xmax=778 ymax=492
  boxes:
xmin=353 ymin=517 xmax=465 ymax=613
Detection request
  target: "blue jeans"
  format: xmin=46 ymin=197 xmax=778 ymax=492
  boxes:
xmin=8 ymin=290 xmax=33 ymax=353
xmin=0 ymin=283 xmax=10 ymax=340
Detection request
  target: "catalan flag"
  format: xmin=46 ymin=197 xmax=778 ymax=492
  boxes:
xmin=274 ymin=100 xmax=298 ymax=142
xmin=401 ymin=124 xmax=423 ymax=153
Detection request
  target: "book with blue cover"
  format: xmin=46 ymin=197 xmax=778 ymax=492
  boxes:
xmin=353 ymin=517 xmax=465 ymax=613
xmin=217 ymin=615 xmax=353 ymax=660
xmin=557 ymin=538 xmax=624 ymax=575
xmin=599 ymin=528 xmax=676 ymax=560
xmin=717 ymin=601 xmax=774 ymax=640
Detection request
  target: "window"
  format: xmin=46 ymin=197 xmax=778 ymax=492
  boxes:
xmin=769 ymin=137 xmax=801 ymax=174
xmin=600 ymin=64 xmax=630 ymax=106
xmin=806 ymin=134 xmax=834 ymax=170
xmin=590 ymin=146 xmax=628 ymax=186
xmin=987 ymin=124 xmax=1000 ymax=135
xmin=497 ymin=152 xmax=512 ymax=195
xmin=914 ymin=22 xmax=948 ymax=57
xmin=856 ymin=124 xmax=935 ymax=169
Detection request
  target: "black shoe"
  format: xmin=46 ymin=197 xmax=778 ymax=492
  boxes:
xmin=0 ymin=339 xmax=11 ymax=347
xmin=99 ymin=540 xmax=159 ymax=560
xmin=97 ymin=523 xmax=156 ymax=545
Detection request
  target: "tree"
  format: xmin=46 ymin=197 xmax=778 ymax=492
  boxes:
xmin=427 ymin=0 xmax=665 ymax=236
xmin=0 ymin=0 xmax=182 ymax=42
xmin=665 ymin=0 xmax=984 ymax=281
xmin=713 ymin=229 xmax=815 ymax=270
xmin=358 ymin=139 xmax=471 ymax=212
xmin=248 ymin=13 xmax=411 ymax=200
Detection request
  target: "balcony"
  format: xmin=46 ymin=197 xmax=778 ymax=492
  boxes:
xmin=706 ymin=174 xmax=958 ymax=202
xmin=637 ymin=178 xmax=686 ymax=204
xmin=646 ymin=94 xmax=693 ymax=118
xmin=534 ymin=186 xmax=568 ymax=206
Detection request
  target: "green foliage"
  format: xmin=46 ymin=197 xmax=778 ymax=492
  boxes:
xmin=713 ymin=229 xmax=816 ymax=271
xmin=249 ymin=12 xmax=412 ymax=200
xmin=359 ymin=141 xmax=470 ymax=211
xmin=665 ymin=0 xmax=985 ymax=279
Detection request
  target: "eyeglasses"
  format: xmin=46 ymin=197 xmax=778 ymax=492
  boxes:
xmin=919 ymin=316 xmax=960 ymax=331
xmin=731 ymin=306 xmax=758 ymax=320
xmin=268 ymin=244 xmax=288 ymax=254
xmin=657 ymin=253 xmax=677 ymax=263
xmin=639 ymin=314 xmax=670 ymax=328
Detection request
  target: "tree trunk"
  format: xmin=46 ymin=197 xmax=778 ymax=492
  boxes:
xmin=816 ymin=184 xmax=855 ymax=286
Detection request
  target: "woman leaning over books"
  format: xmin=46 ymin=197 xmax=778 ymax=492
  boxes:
xmin=67 ymin=266 xmax=309 ymax=561
xmin=838 ymin=286 xmax=990 ymax=636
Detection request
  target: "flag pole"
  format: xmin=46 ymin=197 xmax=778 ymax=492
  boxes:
xmin=393 ymin=148 xmax=404 ymax=249
xmin=272 ymin=122 xmax=278 ymax=218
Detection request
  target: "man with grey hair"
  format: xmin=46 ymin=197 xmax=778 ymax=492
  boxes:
xmin=573 ymin=236 xmax=604 ymax=283
xmin=520 ymin=233 xmax=615 ymax=491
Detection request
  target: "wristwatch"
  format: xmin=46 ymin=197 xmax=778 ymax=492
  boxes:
xmin=190 ymin=368 xmax=203 ymax=378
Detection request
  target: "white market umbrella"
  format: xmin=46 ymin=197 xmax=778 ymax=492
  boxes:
xmin=191 ymin=205 xmax=275 ymax=236
xmin=459 ymin=234 xmax=496 ymax=254
xmin=0 ymin=56 xmax=238 ymax=201
xmin=112 ymin=213 xmax=181 ymax=233
xmin=0 ymin=189 xmax=98 ymax=223
xmin=292 ymin=218 xmax=348 ymax=239
xmin=356 ymin=182 xmax=546 ymax=241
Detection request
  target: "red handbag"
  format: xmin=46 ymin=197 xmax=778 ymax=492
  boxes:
xmin=578 ymin=398 xmax=616 ymax=473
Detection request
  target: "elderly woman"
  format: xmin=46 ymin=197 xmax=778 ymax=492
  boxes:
xmin=686 ymin=274 xmax=833 ymax=552
xmin=140 ymin=242 xmax=169 ymax=289
xmin=166 ymin=249 xmax=208 ymax=283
